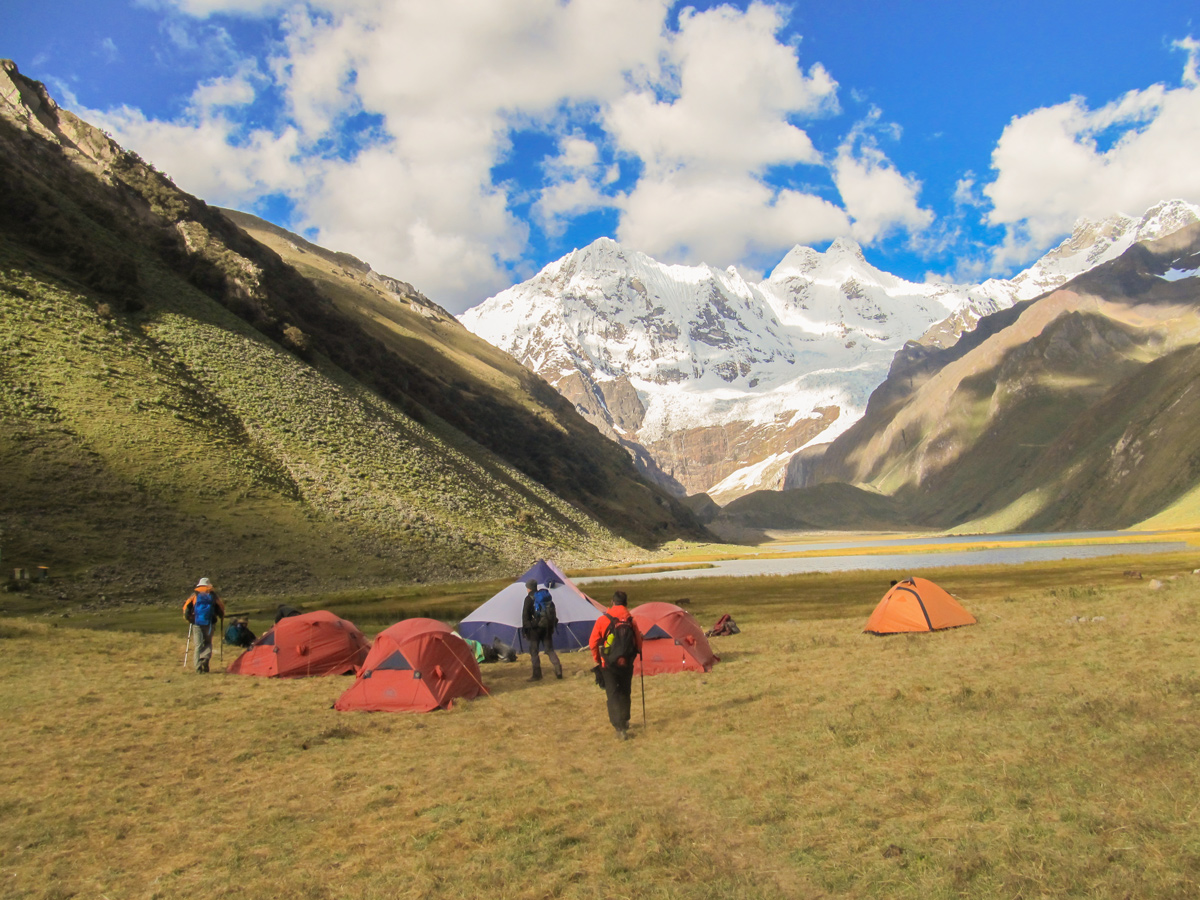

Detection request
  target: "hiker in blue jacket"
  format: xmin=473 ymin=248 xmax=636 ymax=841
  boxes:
xmin=183 ymin=577 xmax=225 ymax=673
xmin=521 ymin=579 xmax=562 ymax=681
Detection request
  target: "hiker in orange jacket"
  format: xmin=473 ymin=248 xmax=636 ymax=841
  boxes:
xmin=182 ymin=577 xmax=225 ymax=673
xmin=589 ymin=590 xmax=643 ymax=740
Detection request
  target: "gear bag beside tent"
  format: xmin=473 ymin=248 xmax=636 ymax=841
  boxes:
xmin=863 ymin=577 xmax=976 ymax=634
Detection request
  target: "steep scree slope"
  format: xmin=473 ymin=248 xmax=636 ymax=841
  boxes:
xmin=0 ymin=60 xmax=702 ymax=603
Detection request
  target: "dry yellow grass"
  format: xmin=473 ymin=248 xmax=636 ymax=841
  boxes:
xmin=2 ymin=563 xmax=1199 ymax=899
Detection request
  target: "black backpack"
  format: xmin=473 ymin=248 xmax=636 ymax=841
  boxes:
xmin=602 ymin=612 xmax=638 ymax=667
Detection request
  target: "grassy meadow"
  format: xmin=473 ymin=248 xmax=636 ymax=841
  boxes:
xmin=2 ymin=552 xmax=1200 ymax=899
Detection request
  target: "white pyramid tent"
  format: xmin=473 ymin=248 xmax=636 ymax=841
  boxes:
xmin=458 ymin=559 xmax=605 ymax=651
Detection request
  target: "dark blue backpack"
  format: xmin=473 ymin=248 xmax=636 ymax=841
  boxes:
xmin=193 ymin=592 xmax=217 ymax=626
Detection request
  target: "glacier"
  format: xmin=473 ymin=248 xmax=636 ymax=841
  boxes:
xmin=460 ymin=199 xmax=1200 ymax=501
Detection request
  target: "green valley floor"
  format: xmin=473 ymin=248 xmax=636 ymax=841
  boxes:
xmin=2 ymin=556 xmax=1199 ymax=899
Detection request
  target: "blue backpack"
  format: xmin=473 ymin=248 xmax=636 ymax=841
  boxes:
xmin=531 ymin=589 xmax=557 ymax=631
xmin=193 ymin=591 xmax=218 ymax=626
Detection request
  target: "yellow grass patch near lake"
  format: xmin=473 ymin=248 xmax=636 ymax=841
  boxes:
xmin=2 ymin=566 xmax=1200 ymax=898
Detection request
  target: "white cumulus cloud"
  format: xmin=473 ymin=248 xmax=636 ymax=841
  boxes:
xmin=616 ymin=171 xmax=850 ymax=266
xmin=94 ymin=0 xmax=934 ymax=309
xmin=984 ymin=39 xmax=1200 ymax=269
xmin=606 ymin=2 xmax=856 ymax=266
xmin=833 ymin=128 xmax=932 ymax=244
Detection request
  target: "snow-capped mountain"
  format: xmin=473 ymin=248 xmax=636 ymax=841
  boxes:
xmin=460 ymin=238 xmax=1003 ymax=498
xmin=977 ymin=200 xmax=1200 ymax=303
xmin=460 ymin=199 xmax=1200 ymax=502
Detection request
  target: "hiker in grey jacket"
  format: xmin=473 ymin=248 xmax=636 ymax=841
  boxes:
xmin=521 ymin=579 xmax=562 ymax=681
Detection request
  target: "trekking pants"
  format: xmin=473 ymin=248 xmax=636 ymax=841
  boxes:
xmin=192 ymin=623 xmax=214 ymax=672
xmin=601 ymin=664 xmax=635 ymax=730
xmin=528 ymin=630 xmax=561 ymax=679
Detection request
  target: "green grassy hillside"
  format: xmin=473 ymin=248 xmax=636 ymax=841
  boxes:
xmin=0 ymin=61 xmax=703 ymax=605
xmin=715 ymin=482 xmax=913 ymax=538
xmin=215 ymin=208 xmax=701 ymax=545
xmin=0 ymin=245 xmax=622 ymax=600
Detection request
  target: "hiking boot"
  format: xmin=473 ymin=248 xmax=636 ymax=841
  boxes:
xmin=528 ymin=673 xmax=543 ymax=681
xmin=615 ymin=727 xmax=628 ymax=741
xmin=554 ymin=669 xmax=563 ymax=680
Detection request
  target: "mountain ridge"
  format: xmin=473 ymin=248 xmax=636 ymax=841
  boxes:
xmin=462 ymin=199 xmax=1200 ymax=501
xmin=0 ymin=59 xmax=703 ymax=604
xmin=715 ymin=222 xmax=1200 ymax=535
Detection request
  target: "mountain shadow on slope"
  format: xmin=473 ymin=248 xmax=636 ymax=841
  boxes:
xmin=783 ymin=222 xmax=1200 ymax=532
xmin=0 ymin=60 xmax=708 ymax=604
xmin=0 ymin=61 xmax=705 ymax=559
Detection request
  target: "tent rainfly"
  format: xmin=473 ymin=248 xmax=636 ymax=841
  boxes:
xmin=226 ymin=610 xmax=370 ymax=677
xmin=335 ymin=618 xmax=486 ymax=713
xmin=863 ymin=577 xmax=977 ymax=634
xmin=457 ymin=559 xmax=605 ymax=651
xmin=630 ymin=602 xmax=719 ymax=675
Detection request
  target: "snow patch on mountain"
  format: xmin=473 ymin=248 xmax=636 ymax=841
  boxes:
xmin=460 ymin=234 xmax=1004 ymax=495
xmin=460 ymin=200 xmax=1200 ymax=500
xmin=978 ymin=199 xmax=1200 ymax=302
xmin=1160 ymin=267 xmax=1199 ymax=282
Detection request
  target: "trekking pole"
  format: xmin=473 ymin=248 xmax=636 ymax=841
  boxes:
xmin=220 ymin=615 xmax=225 ymax=662
xmin=182 ymin=625 xmax=192 ymax=669
xmin=640 ymin=649 xmax=646 ymax=731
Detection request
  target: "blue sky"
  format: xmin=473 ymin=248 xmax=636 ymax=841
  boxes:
xmin=6 ymin=0 xmax=1199 ymax=311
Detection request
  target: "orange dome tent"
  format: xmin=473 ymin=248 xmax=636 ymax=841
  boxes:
xmin=630 ymin=602 xmax=719 ymax=675
xmin=334 ymin=618 xmax=487 ymax=713
xmin=226 ymin=610 xmax=370 ymax=677
xmin=864 ymin=577 xmax=976 ymax=634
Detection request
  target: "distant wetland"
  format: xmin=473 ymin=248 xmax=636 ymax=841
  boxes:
xmin=581 ymin=530 xmax=1197 ymax=583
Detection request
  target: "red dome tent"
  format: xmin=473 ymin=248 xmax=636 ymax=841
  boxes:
xmin=335 ymin=618 xmax=487 ymax=713
xmin=864 ymin=577 xmax=977 ymax=634
xmin=226 ymin=610 xmax=369 ymax=678
xmin=630 ymin=602 xmax=719 ymax=675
